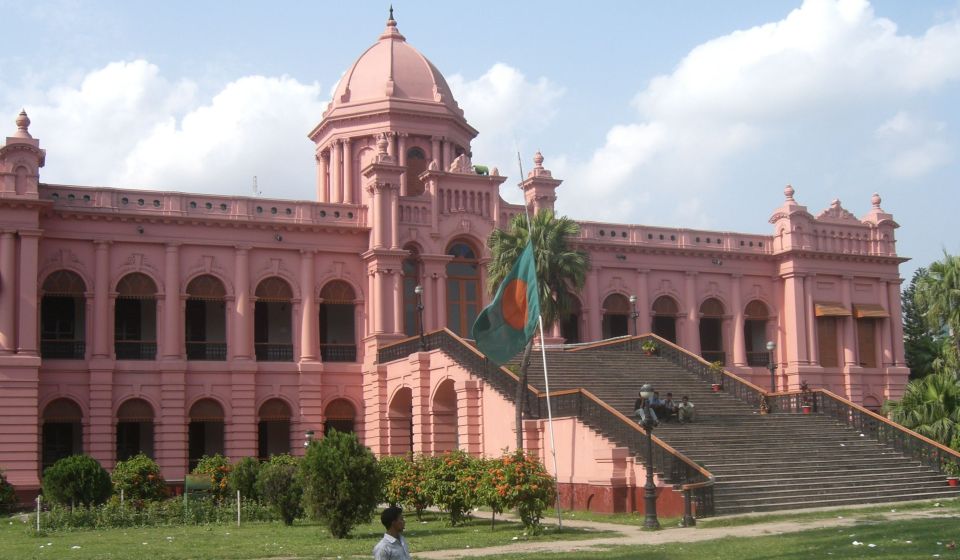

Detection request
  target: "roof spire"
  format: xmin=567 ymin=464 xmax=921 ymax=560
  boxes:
xmin=380 ymin=5 xmax=405 ymax=41
xmin=14 ymin=109 xmax=32 ymax=139
xmin=389 ymin=4 xmax=394 ymax=23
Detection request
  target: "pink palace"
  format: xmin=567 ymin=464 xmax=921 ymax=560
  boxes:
xmin=0 ymin=15 xmax=908 ymax=501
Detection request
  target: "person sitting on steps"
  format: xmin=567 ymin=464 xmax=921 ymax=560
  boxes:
xmin=634 ymin=390 xmax=659 ymax=426
xmin=660 ymin=392 xmax=678 ymax=422
xmin=677 ymin=395 xmax=695 ymax=424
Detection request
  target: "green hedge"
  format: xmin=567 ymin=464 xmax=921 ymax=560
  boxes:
xmin=38 ymin=496 xmax=277 ymax=531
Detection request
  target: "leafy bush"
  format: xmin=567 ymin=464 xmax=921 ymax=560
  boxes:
xmin=476 ymin=457 xmax=509 ymax=527
xmin=255 ymin=455 xmax=302 ymax=525
xmin=0 ymin=469 xmax=16 ymax=513
xmin=192 ymin=454 xmax=232 ymax=502
xmin=300 ymin=429 xmax=381 ymax=538
xmin=38 ymin=496 xmax=276 ymax=531
xmin=111 ymin=454 xmax=166 ymax=502
xmin=42 ymin=455 xmax=112 ymax=507
xmin=229 ymin=457 xmax=261 ymax=502
xmin=423 ymin=451 xmax=479 ymax=526
xmin=381 ymin=454 xmax=432 ymax=520
xmin=486 ymin=451 xmax=555 ymax=533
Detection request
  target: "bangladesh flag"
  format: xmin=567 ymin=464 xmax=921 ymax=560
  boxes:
xmin=471 ymin=241 xmax=540 ymax=365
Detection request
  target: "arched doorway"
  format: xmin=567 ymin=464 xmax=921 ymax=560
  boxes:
xmin=258 ymin=399 xmax=291 ymax=459
xmin=114 ymin=273 xmax=157 ymax=360
xmin=255 ymin=277 xmax=294 ymax=361
xmin=601 ymin=294 xmax=630 ymax=339
xmin=560 ymin=297 xmax=583 ymax=344
xmin=445 ymin=241 xmax=481 ymax=338
xmin=324 ymin=399 xmax=357 ymax=436
xmin=388 ymin=388 xmax=413 ymax=456
xmin=432 ymin=380 xmax=458 ymax=453
xmin=744 ymin=300 xmax=770 ymax=366
xmin=188 ymin=399 xmax=225 ymax=471
xmin=401 ymin=246 xmax=423 ymax=337
xmin=40 ymin=270 xmax=87 ymax=359
xmin=699 ymin=298 xmax=725 ymax=364
xmin=319 ymin=281 xmax=356 ymax=362
xmin=652 ymin=296 xmax=679 ymax=343
xmin=406 ymin=147 xmax=428 ymax=196
xmin=185 ymin=275 xmax=227 ymax=361
xmin=116 ymin=398 xmax=155 ymax=461
xmin=41 ymin=398 xmax=83 ymax=472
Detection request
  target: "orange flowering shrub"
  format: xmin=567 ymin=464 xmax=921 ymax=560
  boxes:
xmin=192 ymin=454 xmax=232 ymax=502
xmin=480 ymin=451 xmax=555 ymax=532
xmin=380 ymin=454 xmax=433 ymax=520
xmin=111 ymin=453 xmax=166 ymax=502
xmin=422 ymin=451 xmax=480 ymax=526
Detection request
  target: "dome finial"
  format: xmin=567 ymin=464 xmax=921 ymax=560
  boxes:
xmin=784 ymin=184 xmax=795 ymax=202
xmin=389 ymin=4 xmax=394 ymax=23
xmin=14 ymin=109 xmax=32 ymax=138
xmin=871 ymin=192 xmax=881 ymax=208
xmin=380 ymin=4 xmax=404 ymax=40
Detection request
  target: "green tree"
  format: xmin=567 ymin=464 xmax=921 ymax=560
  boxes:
xmin=299 ymin=429 xmax=381 ymax=538
xmin=884 ymin=371 xmax=960 ymax=449
xmin=42 ymin=455 xmax=112 ymax=507
xmin=255 ymin=454 xmax=302 ymax=525
xmin=229 ymin=457 xmax=261 ymax=502
xmin=111 ymin=453 xmax=166 ymax=502
xmin=486 ymin=209 xmax=589 ymax=450
xmin=915 ymin=252 xmax=960 ymax=369
xmin=903 ymin=268 xmax=941 ymax=379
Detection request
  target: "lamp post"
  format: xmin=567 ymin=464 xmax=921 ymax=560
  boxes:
xmin=639 ymin=383 xmax=660 ymax=529
xmin=304 ymin=430 xmax=315 ymax=448
xmin=415 ymin=285 xmax=426 ymax=351
xmin=629 ymin=295 xmax=639 ymax=337
xmin=766 ymin=340 xmax=777 ymax=393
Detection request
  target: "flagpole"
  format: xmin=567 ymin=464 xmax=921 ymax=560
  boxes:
xmin=517 ymin=151 xmax=563 ymax=531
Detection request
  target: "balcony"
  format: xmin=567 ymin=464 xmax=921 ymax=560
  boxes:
xmin=320 ymin=343 xmax=357 ymax=363
xmin=255 ymin=343 xmax=294 ymax=362
xmin=747 ymin=351 xmax=771 ymax=367
xmin=186 ymin=342 xmax=228 ymax=361
xmin=41 ymin=340 xmax=86 ymax=360
xmin=701 ymin=351 xmax=726 ymax=365
xmin=115 ymin=341 xmax=157 ymax=360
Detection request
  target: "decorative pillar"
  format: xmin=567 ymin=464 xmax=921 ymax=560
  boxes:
xmin=805 ymin=274 xmax=819 ymax=366
xmin=398 ymin=134 xmax=408 ymax=196
xmin=388 ymin=133 xmax=397 ymax=159
xmin=373 ymin=270 xmax=385 ymax=334
xmin=92 ymin=241 xmax=112 ymax=358
xmin=162 ymin=244 xmax=181 ymax=360
xmin=343 ymin=138 xmax=353 ymax=204
xmin=585 ymin=267 xmax=600 ymax=342
xmin=443 ymin=140 xmax=453 ymax=170
xmin=392 ymin=271 xmax=403 ymax=335
xmin=300 ymin=250 xmax=318 ymax=360
xmin=841 ymin=276 xmax=857 ymax=367
xmin=232 ymin=247 xmax=252 ymax=360
xmin=431 ymin=137 xmax=441 ymax=168
xmin=331 ymin=140 xmax=343 ymax=204
xmin=0 ymin=232 xmax=17 ymax=353
xmin=316 ymin=152 xmax=329 ymax=203
xmin=731 ymin=274 xmax=746 ymax=366
xmin=684 ymin=271 xmax=699 ymax=356
xmin=391 ymin=187 xmax=400 ymax=249
xmin=16 ymin=230 xmax=41 ymax=355
xmin=635 ymin=269 xmax=650 ymax=334
xmin=367 ymin=271 xmax=375 ymax=334
xmin=782 ymin=273 xmax=808 ymax=367
xmin=887 ymin=280 xmax=905 ymax=366
xmin=437 ymin=271 xmax=447 ymax=332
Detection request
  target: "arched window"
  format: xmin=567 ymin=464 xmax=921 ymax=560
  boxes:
xmin=560 ymin=296 xmax=583 ymax=344
xmin=602 ymin=294 xmax=630 ymax=339
xmin=255 ymin=277 xmax=294 ymax=362
xmin=42 ymin=398 xmax=83 ymax=471
xmin=445 ymin=241 xmax=481 ymax=337
xmin=324 ymin=399 xmax=357 ymax=436
xmin=432 ymin=380 xmax=458 ymax=453
xmin=744 ymin=300 xmax=770 ymax=366
xmin=258 ymin=399 xmax=291 ymax=459
xmin=115 ymin=273 xmax=158 ymax=360
xmin=699 ymin=298 xmax=725 ymax=364
xmin=185 ymin=275 xmax=227 ymax=361
xmin=406 ymin=147 xmax=428 ymax=196
xmin=402 ymin=246 xmax=423 ymax=337
xmin=387 ymin=388 xmax=413 ymax=456
xmin=651 ymin=296 xmax=679 ymax=343
xmin=41 ymin=270 xmax=86 ymax=359
xmin=116 ymin=398 xmax=155 ymax=461
xmin=188 ymin=399 xmax=225 ymax=471
xmin=319 ymin=281 xmax=357 ymax=362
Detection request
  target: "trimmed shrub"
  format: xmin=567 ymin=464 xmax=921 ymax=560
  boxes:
xmin=0 ymin=469 xmax=16 ymax=513
xmin=39 ymin=496 xmax=277 ymax=530
xmin=42 ymin=455 xmax=112 ymax=507
xmin=229 ymin=457 xmax=261 ymax=502
xmin=111 ymin=453 xmax=166 ymax=502
xmin=255 ymin=454 xmax=302 ymax=525
xmin=192 ymin=454 xmax=232 ymax=502
xmin=300 ymin=429 xmax=381 ymax=538
xmin=423 ymin=450 xmax=480 ymax=526
xmin=381 ymin=454 xmax=432 ymax=520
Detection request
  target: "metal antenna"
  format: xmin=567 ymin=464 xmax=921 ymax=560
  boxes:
xmin=252 ymin=176 xmax=261 ymax=197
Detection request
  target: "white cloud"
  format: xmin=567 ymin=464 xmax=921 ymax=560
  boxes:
xmin=874 ymin=111 xmax=951 ymax=178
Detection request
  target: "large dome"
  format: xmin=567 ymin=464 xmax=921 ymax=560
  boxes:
xmin=326 ymin=15 xmax=463 ymax=117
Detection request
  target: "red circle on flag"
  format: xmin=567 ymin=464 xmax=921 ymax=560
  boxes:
xmin=501 ymin=279 xmax=529 ymax=330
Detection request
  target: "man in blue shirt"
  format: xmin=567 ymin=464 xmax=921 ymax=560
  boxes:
xmin=373 ymin=506 xmax=411 ymax=560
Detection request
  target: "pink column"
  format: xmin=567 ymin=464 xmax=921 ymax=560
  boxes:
xmin=0 ymin=232 xmax=17 ymax=352
xmin=87 ymin=368 xmax=115 ymax=469
xmin=782 ymin=273 xmax=808 ymax=367
xmin=16 ymin=230 xmax=41 ymax=355
xmin=841 ymin=276 xmax=857 ymax=367
xmin=343 ymin=138 xmax=353 ymax=204
xmin=316 ymin=152 xmax=329 ymax=203
xmin=398 ymin=134 xmax=408 ymax=196
xmin=331 ymin=141 xmax=342 ymax=204
xmin=635 ymin=269 xmax=650 ymax=334
xmin=372 ymin=185 xmax=384 ymax=248
xmin=887 ymin=280 xmax=905 ymax=366
xmin=390 ymin=187 xmax=400 ymax=249
xmin=373 ymin=271 xmax=385 ymax=334
xmin=731 ymin=274 xmax=746 ymax=366
xmin=392 ymin=271 xmax=403 ymax=335
xmin=156 ymin=370 xmax=187 ymax=481
xmin=684 ymin=271 xmax=699 ymax=355
xmin=431 ymin=137 xmax=441 ymax=167
xmin=585 ymin=267 xmax=600 ymax=341
xmin=162 ymin=244 xmax=181 ymax=360
xmin=92 ymin=241 xmax=111 ymax=358
xmin=805 ymin=274 xmax=819 ymax=366
xmin=300 ymin=250 xmax=318 ymax=360
xmin=442 ymin=140 xmax=453 ymax=170
xmin=232 ymin=247 xmax=252 ymax=360
xmin=437 ymin=271 xmax=447 ymax=332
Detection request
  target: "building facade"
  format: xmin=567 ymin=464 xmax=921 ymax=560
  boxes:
xmin=0 ymin=15 xmax=908 ymax=496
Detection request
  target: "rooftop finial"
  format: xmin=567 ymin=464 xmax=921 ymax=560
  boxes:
xmin=784 ymin=184 xmax=795 ymax=202
xmin=389 ymin=4 xmax=394 ymax=22
xmin=14 ymin=109 xmax=32 ymax=138
xmin=871 ymin=192 xmax=881 ymax=208
xmin=380 ymin=4 xmax=404 ymax=40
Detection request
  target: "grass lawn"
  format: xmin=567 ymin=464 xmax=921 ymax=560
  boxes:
xmin=0 ymin=511 xmax=608 ymax=560
xmin=696 ymin=498 xmax=960 ymax=529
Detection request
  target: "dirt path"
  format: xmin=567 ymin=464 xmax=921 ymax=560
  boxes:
xmin=416 ymin=507 xmax=955 ymax=559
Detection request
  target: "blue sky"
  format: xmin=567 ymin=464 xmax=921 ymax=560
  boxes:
xmin=1 ymin=0 xmax=958 ymax=280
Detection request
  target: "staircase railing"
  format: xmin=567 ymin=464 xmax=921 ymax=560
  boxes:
xmin=770 ymin=388 xmax=960 ymax=476
xmin=378 ymin=329 xmax=716 ymax=518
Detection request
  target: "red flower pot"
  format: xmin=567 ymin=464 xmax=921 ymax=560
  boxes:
xmin=711 ymin=384 xmax=721 ymax=393
xmin=802 ymin=405 xmax=812 ymax=414
xmin=948 ymin=478 xmax=959 ymax=487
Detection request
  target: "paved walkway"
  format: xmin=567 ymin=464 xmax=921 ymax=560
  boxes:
xmin=416 ymin=506 xmax=956 ymax=559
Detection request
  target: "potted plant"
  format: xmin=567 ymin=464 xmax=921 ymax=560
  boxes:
xmin=709 ymin=361 xmax=724 ymax=392
xmin=799 ymin=381 xmax=813 ymax=414
xmin=759 ymin=397 xmax=770 ymax=415
xmin=945 ymin=462 xmax=960 ymax=487
xmin=641 ymin=339 xmax=658 ymax=356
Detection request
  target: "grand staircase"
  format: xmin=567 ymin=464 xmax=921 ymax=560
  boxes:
xmin=522 ymin=345 xmax=960 ymax=514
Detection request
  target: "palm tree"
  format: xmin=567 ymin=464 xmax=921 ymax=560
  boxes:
xmin=486 ymin=209 xmax=589 ymax=450
xmin=884 ymin=371 xmax=960 ymax=450
xmin=915 ymin=252 xmax=960 ymax=367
